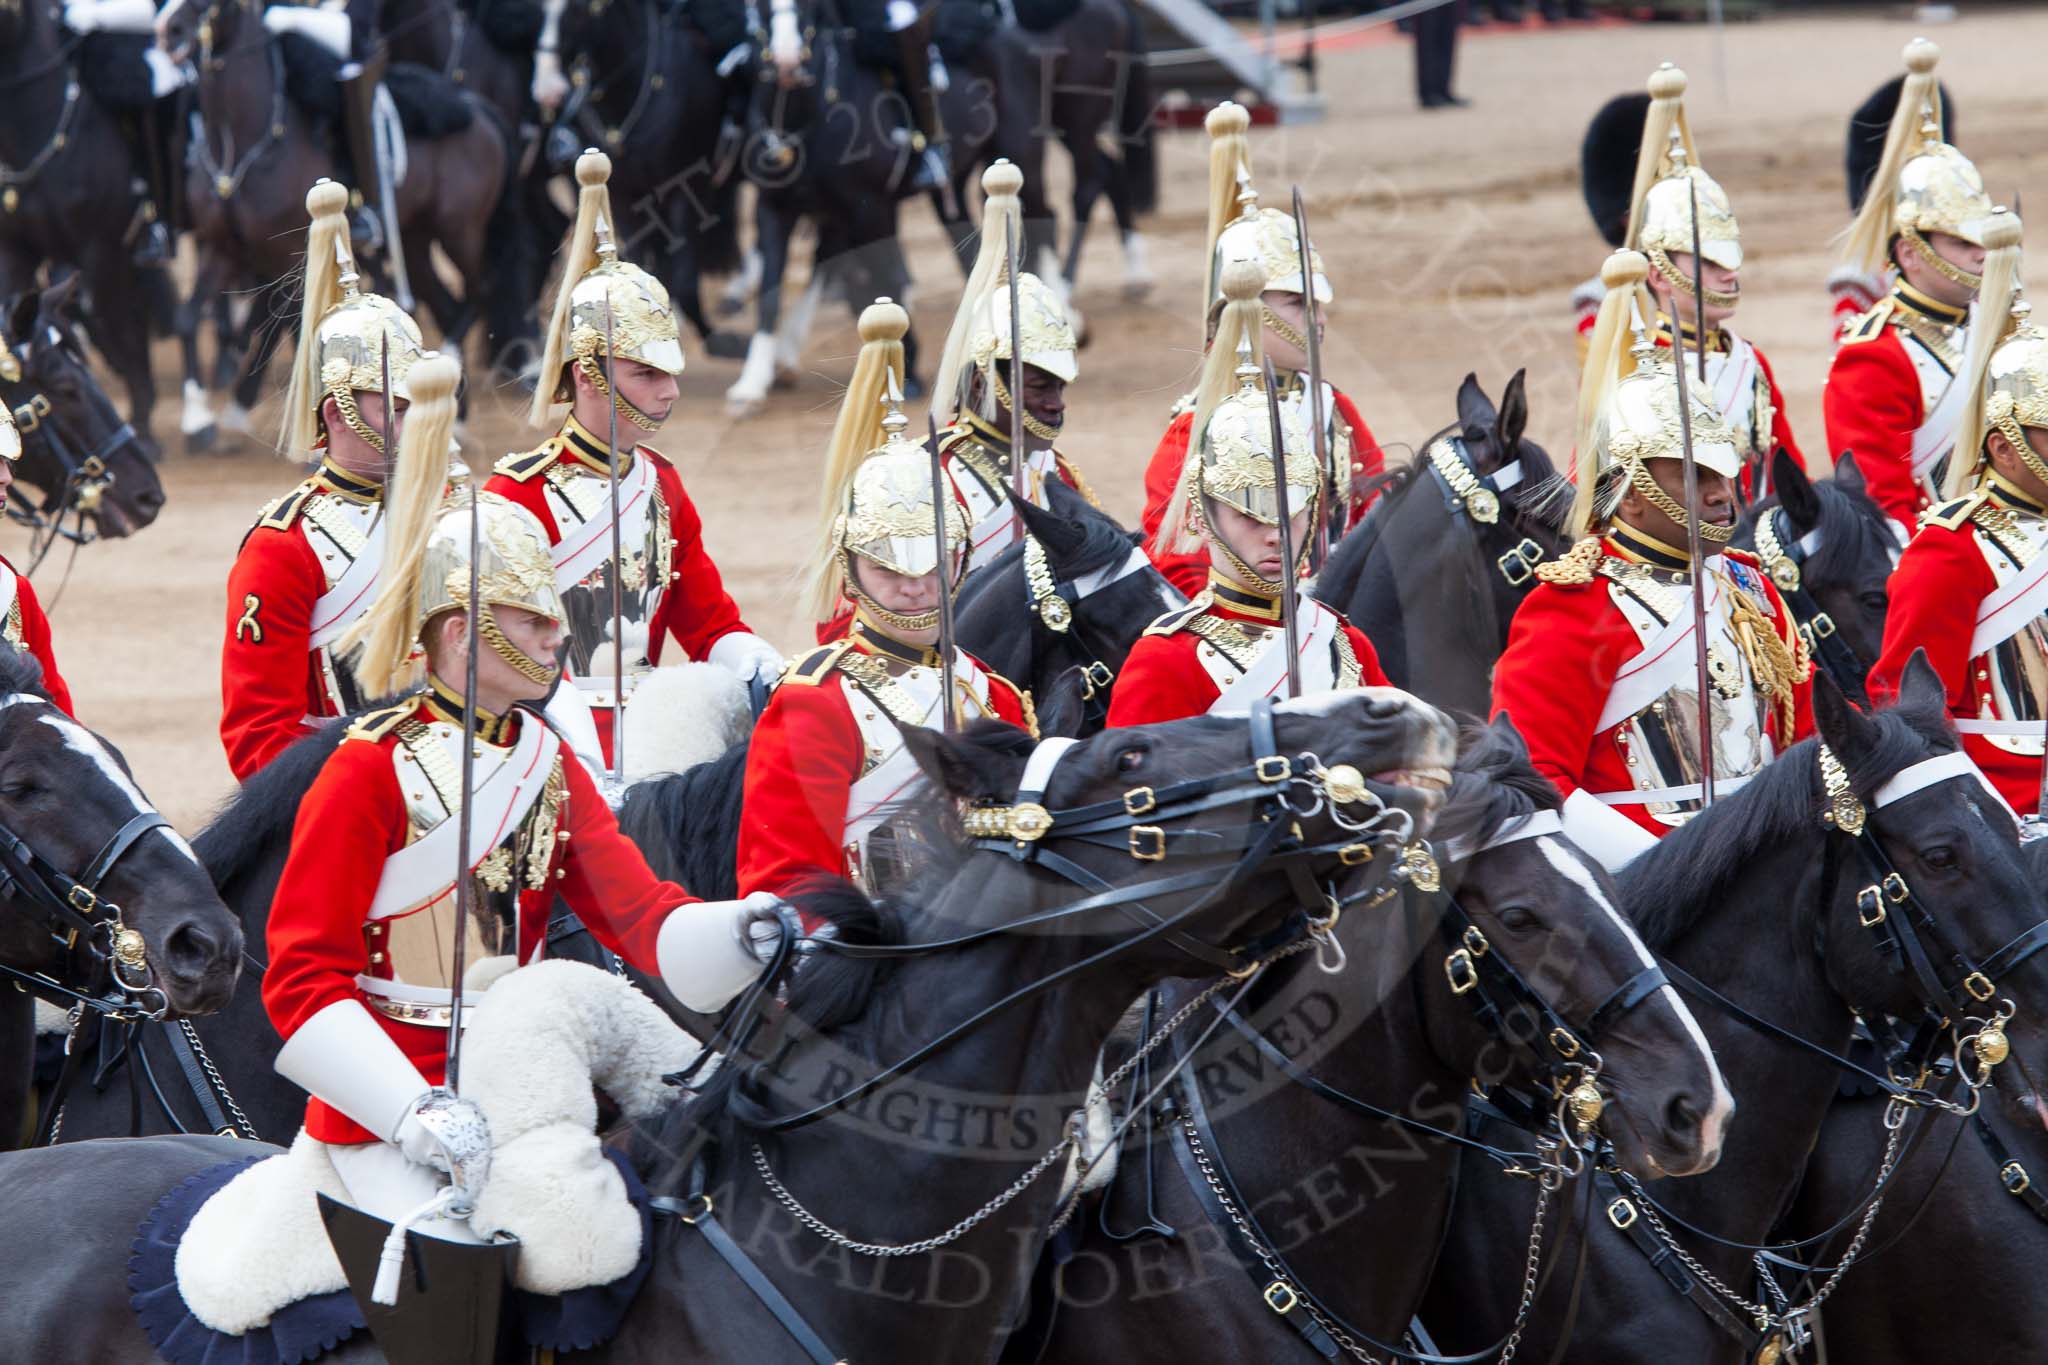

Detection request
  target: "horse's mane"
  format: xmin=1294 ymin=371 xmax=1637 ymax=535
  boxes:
xmin=1015 ymin=480 xmax=1139 ymax=578
xmin=1738 ymin=477 xmax=1894 ymax=585
xmin=634 ymin=719 xmax=1039 ymax=1175
xmin=192 ymin=720 xmax=355 ymax=891
xmin=0 ymin=646 xmax=50 ymax=701
xmin=615 ymin=740 xmax=750 ymax=902
xmin=1620 ymin=705 xmax=1949 ymax=950
xmin=1435 ymin=720 xmax=1564 ymax=851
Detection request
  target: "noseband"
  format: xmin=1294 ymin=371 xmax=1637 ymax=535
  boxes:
xmin=1753 ymin=506 xmax=1869 ymax=702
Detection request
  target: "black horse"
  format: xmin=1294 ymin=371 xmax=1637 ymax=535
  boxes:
xmin=1314 ymin=371 xmax=1570 ymax=718
xmin=0 ymin=0 xmax=169 ymax=455
xmin=1729 ymin=450 xmax=1896 ymax=707
xmin=0 ymin=689 xmax=1455 ymax=1363
xmin=0 ymin=646 xmax=244 ymax=1150
xmin=1 ymin=280 xmax=165 ymax=551
xmin=1423 ymin=657 xmax=2043 ymax=1363
xmin=529 ymin=0 xmax=746 ymax=370
xmin=954 ymin=483 xmax=1184 ymax=735
xmin=1029 ymin=720 xmax=1731 ymax=1364
xmin=1783 ymin=832 xmax=2048 ymax=1360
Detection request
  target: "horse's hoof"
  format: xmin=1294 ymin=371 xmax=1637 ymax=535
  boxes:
xmin=725 ymin=391 xmax=767 ymax=418
xmin=715 ymin=296 xmax=746 ymax=321
xmin=704 ymin=331 xmax=751 ymax=361
xmin=184 ymin=425 xmax=218 ymax=456
xmin=772 ymin=368 xmax=800 ymax=391
xmin=1122 ymin=277 xmax=1155 ymax=302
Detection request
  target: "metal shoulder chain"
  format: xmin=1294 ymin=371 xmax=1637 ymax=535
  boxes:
xmin=750 ymin=955 xmax=1281 ymax=1258
xmin=834 ymin=650 xmax=939 ymax=732
xmin=1184 ymin=611 xmax=1266 ymax=672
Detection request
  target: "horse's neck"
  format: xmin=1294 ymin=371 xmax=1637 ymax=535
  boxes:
xmin=0 ymin=8 xmax=65 ymax=160
xmin=585 ymin=6 xmax=655 ymax=113
xmin=1652 ymin=841 xmax=1853 ymax=1246
xmin=199 ymin=28 xmax=281 ymax=148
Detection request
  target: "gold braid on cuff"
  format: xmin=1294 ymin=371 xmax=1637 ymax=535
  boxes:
xmin=1647 ymin=248 xmax=1740 ymax=311
xmin=1901 ymin=226 xmax=1984 ymax=292
xmin=577 ymin=354 xmax=662 ymax=432
xmin=988 ymin=361 xmax=1063 ymax=444
xmin=1624 ymin=457 xmax=1733 ymax=543
xmin=478 ymin=605 xmax=560 ymax=686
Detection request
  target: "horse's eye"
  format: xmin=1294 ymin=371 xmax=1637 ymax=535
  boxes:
xmin=1499 ymin=906 xmax=1538 ymax=932
xmin=1859 ymin=592 xmax=1888 ymax=612
xmin=1116 ymin=748 xmax=1145 ymax=774
xmin=1921 ymin=844 xmax=1957 ymax=872
xmin=0 ymin=780 xmax=40 ymax=802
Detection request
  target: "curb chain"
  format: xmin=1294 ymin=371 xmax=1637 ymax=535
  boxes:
xmin=180 ymin=1019 xmax=261 ymax=1140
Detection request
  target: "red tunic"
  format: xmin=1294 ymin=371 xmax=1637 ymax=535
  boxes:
xmin=220 ymin=463 xmax=383 ymax=779
xmin=1140 ymin=386 xmax=1383 ymax=597
xmin=262 ymin=694 xmax=695 ymax=1143
xmin=1823 ymin=291 xmax=1969 ymax=535
xmin=1105 ymin=592 xmax=1390 ymax=727
xmin=486 ymin=425 xmax=753 ymax=765
xmin=1867 ymin=489 xmax=2042 ymax=815
xmin=1650 ymin=325 xmax=1804 ymax=504
xmin=735 ymin=631 xmax=1027 ymax=901
xmin=3 ymin=556 xmax=70 ymax=717
xmin=1490 ymin=539 xmax=1815 ymax=837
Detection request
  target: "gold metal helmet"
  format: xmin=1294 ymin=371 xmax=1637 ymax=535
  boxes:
xmin=837 ymin=407 xmax=969 ymax=582
xmin=968 ymin=271 xmax=1080 ymax=385
xmin=0 ymin=402 xmax=17 ymax=463
xmin=1624 ymin=67 xmax=1741 ymax=311
xmin=1840 ymin=39 xmax=1994 ymax=286
xmin=1194 ymin=347 xmax=1319 ymax=527
xmin=416 ymin=490 xmax=567 ymax=684
xmin=279 ymin=180 xmax=425 ymax=458
xmin=530 ymin=149 xmax=684 ymax=430
xmin=1577 ymin=332 xmax=1742 ymax=545
xmin=1201 ymin=102 xmax=1330 ymax=330
xmin=1982 ymin=306 xmax=2048 ymax=475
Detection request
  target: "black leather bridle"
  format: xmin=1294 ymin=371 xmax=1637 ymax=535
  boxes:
xmin=1751 ymin=504 xmax=1870 ymax=704
xmin=0 ymin=350 xmax=135 ymax=564
xmin=1422 ymin=434 xmax=1559 ymax=590
xmin=0 ymin=799 xmax=170 ymax=1022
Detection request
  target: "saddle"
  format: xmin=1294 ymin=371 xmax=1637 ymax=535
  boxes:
xmin=127 ymin=961 xmax=705 ymax=1365
xmin=277 ymin=38 xmax=475 ymax=140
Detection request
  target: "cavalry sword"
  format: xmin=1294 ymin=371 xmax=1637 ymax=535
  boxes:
xmin=602 ymin=297 xmax=628 ymax=792
xmin=1676 ymin=176 xmax=1716 ymax=808
xmin=1260 ymin=355 xmax=1305 ymax=700
xmin=1004 ymin=212 xmax=1027 ymax=515
xmin=1290 ymin=185 xmax=1334 ymax=570
xmin=447 ymin=481 xmax=482 ymax=1089
xmin=927 ymin=406 xmax=961 ymax=732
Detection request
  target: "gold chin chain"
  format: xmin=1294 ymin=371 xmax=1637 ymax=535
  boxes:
xmin=1625 ymin=458 xmax=1733 ymax=544
xmin=845 ymin=555 xmax=944 ymax=633
xmin=1991 ymin=415 xmax=2048 ymax=490
xmin=988 ymin=363 xmax=1063 ymax=444
xmin=329 ymin=385 xmax=388 ymax=457
xmin=1192 ymin=501 xmax=1290 ymax=596
xmin=1901 ymin=226 xmax=1983 ymax=292
xmin=1647 ymin=247 xmax=1740 ymax=310
xmin=478 ymin=605 xmax=560 ymax=686
xmin=578 ymin=354 xmax=662 ymax=432
xmin=1261 ymin=306 xmax=1308 ymax=354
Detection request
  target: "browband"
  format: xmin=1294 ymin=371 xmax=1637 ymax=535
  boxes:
xmin=1438 ymin=807 xmax=1564 ymax=865
xmin=1015 ymin=737 xmax=1079 ymax=803
xmin=1873 ymin=750 xmax=1999 ymax=811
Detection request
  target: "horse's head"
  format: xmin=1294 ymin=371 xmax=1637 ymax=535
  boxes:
xmin=902 ymin=688 xmax=1456 ymax=982
xmin=953 ymin=488 xmax=1183 ymax=735
xmin=1448 ymin=369 xmax=1570 ymax=595
xmin=154 ymin=0 xmax=247 ymax=66
xmin=1730 ymin=450 xmax=1893 ymax=705
xmin=1810 ymin=655 xmax=2043 ymax=1057
xmin=0 ymin=654 xmax=240 ymax=1017
xmin=1428 ymin=719 xmax=1732 ymax=1180
xmin=2 ymin=281 xmax=165 ymax=540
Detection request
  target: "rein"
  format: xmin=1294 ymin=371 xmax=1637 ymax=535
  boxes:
xmin=560 ymin=0 xmax=668 ymax=155
xmin=1751 ymin=505 xmax=1869 ymax=703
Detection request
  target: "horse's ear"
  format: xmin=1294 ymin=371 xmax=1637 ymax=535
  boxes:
xmin=1774 ymin=449 xmax=1821 ymax=531
xmin=1811 ymin=666 xmax=1877 ymax=761
xmin=1490 ymin=370 xmax=1529 ymax=470
xmin=38 ymin=275 xmax=80 ymax=335
xmin=1036 ymin=670 xmax=1091 ymax=739
xmin=1893 ymin=649 xmax=1948 ymax=729
xmin=1833 ymin=450 xmax=1867 ymax=496
xmin=902 ymin=725 xmax=1027 ymax=804
xmin=1455 ymin=373 xmax=1495 ymax=442
xmin=4 ymin=291 xmax=36 ymax=349
xmin=1013 ymin=495 xmax=1084 ymax=565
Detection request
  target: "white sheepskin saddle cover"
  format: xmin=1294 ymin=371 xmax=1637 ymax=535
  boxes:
xmin=617 ymin=661 xmax=751 ymax=785
xmin=175 ymin=960 xmax=703 ymax=1332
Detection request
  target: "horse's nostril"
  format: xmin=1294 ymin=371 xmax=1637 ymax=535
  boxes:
xmin=1667 ymin=1092 xmax=1703 ymax=1140
xmin=163 ymin=920 xmax=227 ymax=978
xmin=1367 ymin=696 xmax=1404 ymax=720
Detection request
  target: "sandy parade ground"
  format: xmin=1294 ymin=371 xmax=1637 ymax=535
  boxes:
xmin=30 ymin=4 xmax=2048 ymax=829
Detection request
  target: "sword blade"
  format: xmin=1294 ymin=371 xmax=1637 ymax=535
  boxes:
xmin=1004 ymin=213 xmax=1027 ymax=517
xmin=447 ymin=488 xmax=481 ymax=1089
xmin=1679 ymin=176 xmax=1715 ymax=808
xmin=1260 ymin=356 xmax=1304 ymax=699
xmin=927 ymin=409 xmax=960 ymax=732
xmin=602 ymin=302 xmax=627 ymax=792
xmin=1291 ymin=186 xmax=1333 ymax=568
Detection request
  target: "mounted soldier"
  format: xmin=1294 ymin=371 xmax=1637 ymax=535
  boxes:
xmin=1138 ymin=101 xmax=1384 ymax=596
xmin=930 ymin=161 xmax=1092 ymax=574
xmin=1824 ymin=38 xmax=1995 ymax=535
xmin=0 ymin=404 xmax=72 ymax=716
xmin=59 ymin=0 xmax=188 ymax=265
xmin=489 ymin=150 xmax=782 ymax=777
xmin=1110 ymin=260 xmax=1389 ymax=726
xmin=220 ymin=180 xmax=422 ymax=780
xmin=737 ymin=298 xmax=1030 ymax=905
xmin=1830 ymin=64 xmax=1960 ymax=343
xmin=1869 ymin=212 xmax=2045 ymax=817
xmin=1582 ymin=64 xmax=1803 ymax=503
xmin=1492 ymin=250 xmax=1812 ymax=870
xmin=261 ymin=348 xmax=780 ymax=1273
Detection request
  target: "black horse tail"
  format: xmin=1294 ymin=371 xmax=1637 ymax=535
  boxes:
xmin=475 ymin=99 xmax=540 ymax=370
xmin=615 ymin=739 xmax=750 ymax=902
xmin=1117 ymin=0 xmax=1157 ymax=216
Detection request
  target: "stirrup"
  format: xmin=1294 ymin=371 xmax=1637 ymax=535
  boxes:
xmin=131 ymin=220 xmax=173 ymax=268
xmin=907 ymin=143 xmax=948 ymax=193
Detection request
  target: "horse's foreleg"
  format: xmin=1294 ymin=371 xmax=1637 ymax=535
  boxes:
xmin=80 ymin=250 xmax=162 ymax=459
xmin=227 ymin=280 xmax=294 ymax=447
xmin=725 ymin=200 xmax=793 ymax=416
xmin=718 ymin=247 xmax=762 ymax=320
xmin=175 ymin=253 xmax=224 ymax=453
